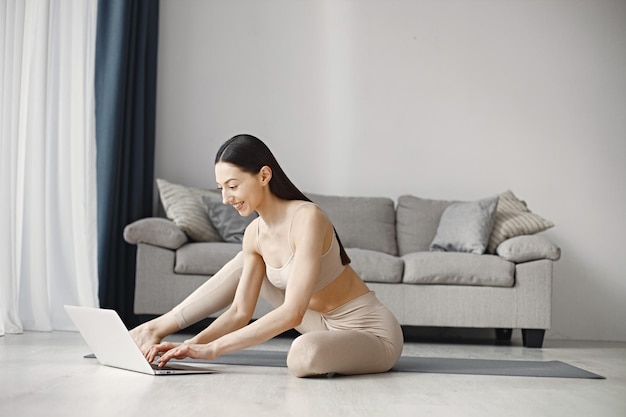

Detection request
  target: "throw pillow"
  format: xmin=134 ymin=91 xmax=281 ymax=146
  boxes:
xmin=202 ymin=195 xmax=258 ymax=243
xmin=156 ymin=178 xmax=221 ymax=242
xmin=487 ymin=190 xmax=554 ymax=253
xmin=496 ymin=235 xmax=561 ymax=263
xmin=429 ymin=195 xmax=499 ymax=254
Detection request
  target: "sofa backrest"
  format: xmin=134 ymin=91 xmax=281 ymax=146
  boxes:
xmin=308 ymin=193 xmax=398 ymax=256
xmin=396 ymin=195 xmax=454 ymax=256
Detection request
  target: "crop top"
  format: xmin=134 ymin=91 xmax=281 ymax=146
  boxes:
xmin=256 ymin=202 xmax=346 ymax=293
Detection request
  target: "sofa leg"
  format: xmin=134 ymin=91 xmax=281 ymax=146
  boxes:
xmin=495 ymin=328 xmax=513 ymax=342
xmin=522 ymin=329 xmax=545 ymax=348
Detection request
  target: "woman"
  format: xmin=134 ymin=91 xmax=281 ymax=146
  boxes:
xmin=132 ymin=134 xmax=404 ymax=377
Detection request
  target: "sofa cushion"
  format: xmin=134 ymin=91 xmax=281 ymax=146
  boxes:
xmin=402 ymin=252 xmax=515 ymax=287
xmin=496 ymin=235 xmax=561 ymax=263
xmin=157 ymin=178 xmax=222 ymax=242
xmin=124 ymin=217 xmax=188 ymax=249
xmin=202 ymin=195 xmax=257 ymax=243
xmin=396 ymin=195 xmax=453 ymax=256
xmin=174 ymin=242 xmax=242 ymax=275
xmin=308 ymin=193 xmax=398 ymax=256
xmin=487 ymin=190 xmax=554 ymax=253
xmin=430 ymin=195 xmax=499 ymax=255
xmin=346 ymin=248 xmax=403 ymax=283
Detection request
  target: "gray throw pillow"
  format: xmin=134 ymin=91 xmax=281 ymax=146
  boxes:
xmin=202 ymin=195 xmax=257 ymax=243
xmin=429 ymin=195 xmax=499 ymax=255
xmin=496 ymin=235 xmax=561 ymax=262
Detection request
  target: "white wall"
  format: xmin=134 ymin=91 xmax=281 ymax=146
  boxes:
xmin=155 ymin=0 xmax=626 ymax=342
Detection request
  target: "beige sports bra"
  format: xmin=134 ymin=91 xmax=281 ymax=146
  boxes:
xmin=256 ymin=202 xmax=346 ymax=293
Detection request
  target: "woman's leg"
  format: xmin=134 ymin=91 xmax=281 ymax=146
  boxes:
xmin=131 ymin=251 xmax=244 ymax=352
xmin=171 ymin=251 xmax=244 ymax=328
xmin=287 ymin=330 xmax=400 ymax=377
xmin=286 ymin=292 xmax=404 ymax=377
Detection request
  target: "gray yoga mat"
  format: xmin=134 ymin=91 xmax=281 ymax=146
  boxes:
xmin=185 ymin=349 xmax=605 ymax=379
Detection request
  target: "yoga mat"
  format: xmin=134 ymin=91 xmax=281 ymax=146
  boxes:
xmin=85 ymin=350 xmax=604 ymax=379
xmin=184 ymin=349 xmax=605 ymax=379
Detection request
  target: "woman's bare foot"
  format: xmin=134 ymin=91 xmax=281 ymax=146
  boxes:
xmin=129 ymin=313 xmax=180 ymax=355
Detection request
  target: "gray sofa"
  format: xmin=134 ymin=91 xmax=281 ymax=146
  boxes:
xmin=124 ymin=185 xmax=560 ymax=348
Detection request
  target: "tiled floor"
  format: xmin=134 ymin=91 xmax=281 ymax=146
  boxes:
xmin=1 ymin=331 xmax=624 ymax=417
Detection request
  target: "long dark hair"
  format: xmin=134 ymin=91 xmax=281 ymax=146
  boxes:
xmin=216 ymin=134 xmax=351 ymax=265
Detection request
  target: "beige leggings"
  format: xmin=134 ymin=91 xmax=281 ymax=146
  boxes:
xmin=171 ymin=252 xmax=404 ymax=377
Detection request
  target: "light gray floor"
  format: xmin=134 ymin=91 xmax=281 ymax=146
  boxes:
xmin=1 ymin=331 xmax=625 ymax=417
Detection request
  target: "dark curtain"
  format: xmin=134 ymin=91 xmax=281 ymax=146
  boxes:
xmin=95 ymin=0 xmax=159 ymax=326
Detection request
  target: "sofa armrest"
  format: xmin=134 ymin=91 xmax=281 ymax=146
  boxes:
xmin=124 ymin=217 xmax=188 ymax=250
xmin=496 ymin=235 xmax=560 ymax=263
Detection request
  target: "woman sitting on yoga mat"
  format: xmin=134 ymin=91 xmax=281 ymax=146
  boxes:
xmin=132 ymin=134 xmax=404 ymax=377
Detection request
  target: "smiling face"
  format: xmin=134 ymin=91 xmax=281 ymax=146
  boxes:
xmin=215 ymin=162 xmax=269 ymax=216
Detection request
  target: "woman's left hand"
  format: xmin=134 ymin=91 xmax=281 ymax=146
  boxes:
xmin=149 ymin=342 xmax=216 ymax=367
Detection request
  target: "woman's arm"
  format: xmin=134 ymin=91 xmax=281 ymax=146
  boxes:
xmin=153 ymin=206 xmax=331 ymax=366
xmin=146 ymin=220 xmax=266 ymax=363
xmin=183 ymin=250 xmax=266 ymax=345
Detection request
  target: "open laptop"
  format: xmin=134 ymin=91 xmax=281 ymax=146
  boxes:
xmin=65 ymin=305 xmax=216 ymax=375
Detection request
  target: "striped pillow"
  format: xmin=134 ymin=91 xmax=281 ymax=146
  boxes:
xmin=156 ymin=178 xmax=221 ymax=242
xmin=487 ymin=190 xmax=554 ymax=253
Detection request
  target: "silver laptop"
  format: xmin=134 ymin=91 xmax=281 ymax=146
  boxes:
xmin=65 ymin=305 xmax=216 ymax=375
